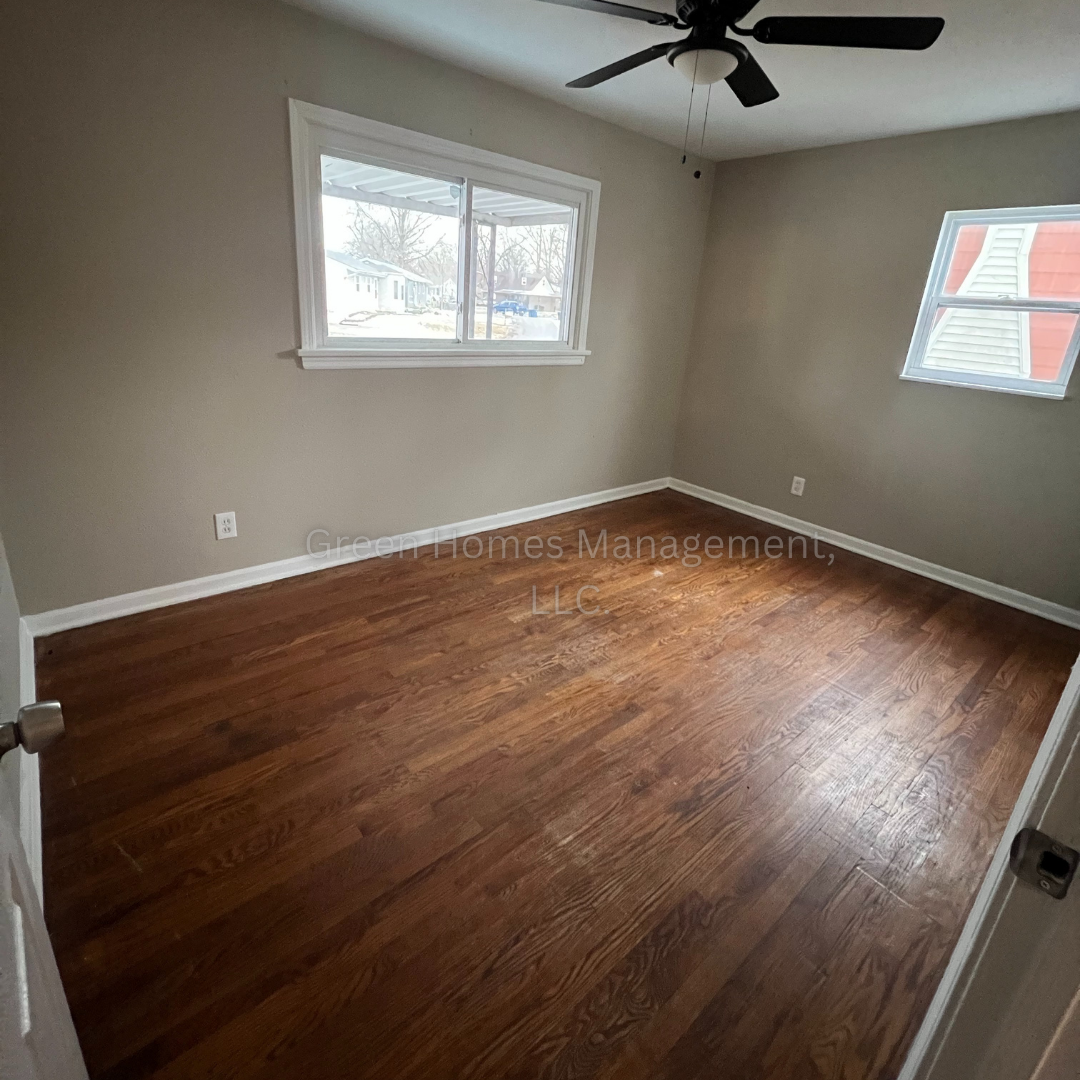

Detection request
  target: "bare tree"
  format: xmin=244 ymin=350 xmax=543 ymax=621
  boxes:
xmin=494 ymin=232 xmax=531 ymax=291
xmin=473 ymin=226 xmax=564 ymax=293
xmin=421 ymin=239 xmax=457 ymax=301
xmin=347 ymin=205 xmax=441 ymax=275
xmin=474 ymin=223 xmax=526 ymax=296
xmin=524 ymin=225 xmax=567 ymax=289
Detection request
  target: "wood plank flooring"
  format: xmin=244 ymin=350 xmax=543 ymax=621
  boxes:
xmin=36 ymin=491 xmax=1079 ymax=1080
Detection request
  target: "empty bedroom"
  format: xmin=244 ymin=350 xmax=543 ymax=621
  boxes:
xmin=1 ymin=1 xmax=1078 ymax=1078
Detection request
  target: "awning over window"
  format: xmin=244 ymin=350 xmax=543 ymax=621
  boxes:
xmin=321 ymin=157 xmax=573 ymax=227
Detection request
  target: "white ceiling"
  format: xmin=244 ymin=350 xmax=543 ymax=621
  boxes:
xmin=285 ymin=0 xmax=1080 ymax=161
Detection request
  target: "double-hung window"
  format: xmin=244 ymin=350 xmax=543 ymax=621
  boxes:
xmin=903 ymin=206 xmax=1080 ymax=398
xmin=289 ymin=100 xmax=600 ymax=368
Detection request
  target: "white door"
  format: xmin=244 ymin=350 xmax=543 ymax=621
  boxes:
xmin=1 ymin=525 xmax=88 ymax=1077
xmin=0 ymin=785 xmax=88 ymax=1079
xmin=901 ymin=658 xmax=1080 ymax=1080
xmin=1031 ymin=987 xmax=1080 ymax=1080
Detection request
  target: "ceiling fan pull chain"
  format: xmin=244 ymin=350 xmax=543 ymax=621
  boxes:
xmin=699 ymin=81 xmax=712 ymax=160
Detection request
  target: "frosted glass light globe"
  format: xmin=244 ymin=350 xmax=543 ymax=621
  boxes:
xmin=672 ymin=48 xmax=739 ymax=85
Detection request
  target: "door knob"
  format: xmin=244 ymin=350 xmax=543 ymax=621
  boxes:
xmin=0 ymin=701 xmax=65 ymax=759
xmin=1010 ymin=826 xmax=1079 ymax=900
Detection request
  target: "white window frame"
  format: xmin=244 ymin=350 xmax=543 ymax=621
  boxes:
xmin=289 ymin=100 xmax=600 ymax=369
xmin=902 ymin=205 xmax=1080 ymax=399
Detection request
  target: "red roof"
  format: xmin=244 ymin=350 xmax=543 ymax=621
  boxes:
xmin=946 ymin=222 xmax=1080 ymax=380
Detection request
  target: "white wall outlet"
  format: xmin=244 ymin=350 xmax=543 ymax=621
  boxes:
xmin=214 ymin=511 xmax=237 ymax=540
xmin=790 ymin=476 xmax=806 ymax=496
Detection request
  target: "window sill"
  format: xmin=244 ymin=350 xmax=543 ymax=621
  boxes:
xmin=900 ymin=371 xmax=1067 ymax=399
xmin=298 ymin=348 xmax=589 ymax=370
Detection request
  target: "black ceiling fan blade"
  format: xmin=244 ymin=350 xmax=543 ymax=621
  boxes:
xmin=566 ymin=42 xmax=671 ymax=88
xmin=752 ymin=16 xmax=945 ymax=50
xmin=533 ymin=0 xmax=677 ymax=26
xmin=726 ymin=50 xmax=780 ymax=107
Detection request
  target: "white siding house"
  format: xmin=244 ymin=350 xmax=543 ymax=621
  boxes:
xmin=324 ymin=251 xmax=433 ymax=324
xmin=924 ymin=224 xmax=1037 ymax=377
xmin=496 ymin=274 xmax=561 ymax=313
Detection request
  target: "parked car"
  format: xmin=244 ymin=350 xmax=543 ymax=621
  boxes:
xmin=492 ymin=300 xmax=528 ymax=315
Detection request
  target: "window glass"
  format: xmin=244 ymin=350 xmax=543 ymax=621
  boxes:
xmin=320 ymin=155 xmax=460 ymax=340
xmin=942 ymin=221 xmax=1080 ymax=302
xmin=922 ymin=307 xmax=1079 ymax=382
xmin=467 ymin=187 xmax=574 ymax=344
xmin=903 ymin=209 xmax=1080 ymax=397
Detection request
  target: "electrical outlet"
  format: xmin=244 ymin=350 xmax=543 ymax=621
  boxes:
xmin=214 ymin=511 xmax=237 ymax=540
xmin=790 ymin=476 xmax=806 ymax=497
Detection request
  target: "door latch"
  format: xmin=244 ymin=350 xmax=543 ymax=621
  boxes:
xmin=1010 ymin=827 xmax=1079 ymax=900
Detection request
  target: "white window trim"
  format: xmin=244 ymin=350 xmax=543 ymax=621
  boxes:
xmin=289 ymin=100 xmax=600 ymax=369
xmin=902 ymin=205 xmax=1080 ymax=400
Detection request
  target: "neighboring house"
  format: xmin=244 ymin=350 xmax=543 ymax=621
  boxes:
xmin=925 ymin=222 xmax=1080 ymax=381
xmin=433 ymin=278 xmax=458 ymax=309
xmin=495 ymin=274 xmax=562 ymax=313
xmin=324 ymin=250 xmax=434 ymax=322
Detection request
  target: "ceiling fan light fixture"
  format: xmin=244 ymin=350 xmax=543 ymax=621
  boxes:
xmin=549 ymin=0 xmax=944 ymax=107
xmin=670 ymin=47 xmax=740 ymax=85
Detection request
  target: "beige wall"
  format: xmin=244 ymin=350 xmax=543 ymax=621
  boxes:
xmin=0 ymin=0 xmax=712 ymax=615
xmin=673 ymin=111 xmax=1080 ymax=608
xmin=4 ymin=0 xmax=1077 ymax=617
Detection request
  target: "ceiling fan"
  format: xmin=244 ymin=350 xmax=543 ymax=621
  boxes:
xmin=534 ymin=0 xmax=945 ymax=107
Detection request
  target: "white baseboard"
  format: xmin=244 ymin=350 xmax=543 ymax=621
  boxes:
xmin=23 ymin=477 xmax=670 ymax=637
xmin=17 ymin=617 xmax=42 ymax=901
xmin=25 ymin=474 xmax=1079 ymax=638
xmin=668 ymin=478 xmax=1080 ymax=630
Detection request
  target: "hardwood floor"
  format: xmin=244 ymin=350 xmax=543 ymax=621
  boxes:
xmin=36 ymin=491 xmax=1078 ymax=1080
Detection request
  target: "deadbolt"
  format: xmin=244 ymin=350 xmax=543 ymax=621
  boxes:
xmin=1010 ymin=827 xmax=1079 ymax=900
